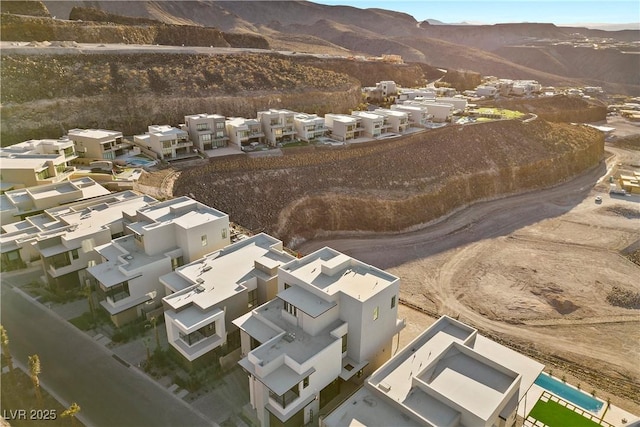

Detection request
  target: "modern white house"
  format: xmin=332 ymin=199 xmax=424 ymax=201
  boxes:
xmin=257 ymin=109 xmax=297 ymax=146
xmin=417 ymin=101 xmax=455 ymax=123
xmin=181 ymin=113 xmax=229 ymax=151
xmin=293 ymin=113 xmax=327 ymax=142
xmin=350 ymin=111 xmax=387 ymax=138
xmin=234 ymin=247 xmax=405 ymax=427
xmin=397 ymin=88 xmax=437 ymax=102
xmin=225 ymin=117 xmax=265 ymax=149
xmin=1 ymin=190 xmax=153 ymax=274
xmin=476 ymin=85 xmax=499 ymax=98
xmin=391 ymin=104 xmax=432 ymax=127
xmin=0 ymin=177 xmax=110 ymax=225
xmin=321 ymin=315 xmax=544 ymax=427
xmin=133 ymin=125 xmax=195 ymax=160
xmin=372 ymin=108 xmax=409 ymax=133
xmin=67 ymin=128 xmax=135 ymax=161
xmin=87 ymin=196 xmax=231 ymax=327
xmin=161 ymin=233 xmax=295 ymax=368
xmin=0 ymin=138 xmax=78 ymax=190
xmin=324 ymin=114 xmax=364 ymax=142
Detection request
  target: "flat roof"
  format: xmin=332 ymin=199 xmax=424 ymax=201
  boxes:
xmin=135 ymin=196 xmax=227 ymax=225
xmin=278 ymin=285 xmax=336 ymax=318
xmin=419 ymin=343 xmax=518 ymax=420
xmin=185 ymin=113 xmax=225 ymax=120
xmin=345 ymin=316 xmax=544 ymax=426
xmin=321 ymin=387 xmax=424 ymax=427
xmin=280 ymin=247 xmax=398 ymax=301
xmin=351 ymin=111 xmax=384 ymax=121
xmin=162 ymin=234 xmax=293 ymax=311
xmin=166 ymin=305 xmax=223 ymax=331
xmin=325 ymin=114 xmax=359 ymax=123
xmin=68 ymin=128 xmax=122 ymax=140
xmin=250 ymin=298 xmax=343 ymax=366
xmin=233 ymin=311 xmax=281 ymax=344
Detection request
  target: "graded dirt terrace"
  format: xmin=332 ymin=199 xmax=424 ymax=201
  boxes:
xmin=300 ymin=143 xmax=640 ymax=412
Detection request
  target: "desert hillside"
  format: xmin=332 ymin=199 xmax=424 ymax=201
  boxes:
xmin=38 ymin=0 xmax=640 ymax=95
xmin=0 ymin=50 xmax=363 ymax=144
xmin=173 ymin=119 xmax=604 ymax=246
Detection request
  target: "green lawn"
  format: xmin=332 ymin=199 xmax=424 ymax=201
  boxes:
xmin=475 ymin=107 xmax=525 ymax=119
xmin=530 ymin=399 xmax=602 ymax=427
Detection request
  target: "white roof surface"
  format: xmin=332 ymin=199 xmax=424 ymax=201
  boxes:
xmin=162 ymin=233 xmax=293 ymax=311
xmin=68 ymin=128 xmax=122 ymax=140
xmin=325 ymin=316 xmax=544 ymax=426
xmin=281 ymin=247 xmax=398 ymax=302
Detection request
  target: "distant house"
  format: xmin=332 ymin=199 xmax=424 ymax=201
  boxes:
xmin=161 ymin=233 xmax=295 ymax=368
xmin=0 ymin=177 xmax=110 ymax=225
xmin=225 ymin=117 xmax=266 ymax=149
xmin=0 ymin=138 xmax=77 ymax=190
xmin=181 ymin=113 xmax=229 ymax=151
xmin=67 ymin=128 xmax=135 ymax=161
xmin=234 ymin=247 xmax=404 ymax=427
xmin=87 ymin=197 xmax=230 ymax=327
xmin=324 ymin=114 xmax=363 ymax=141
xmin=372 ymin=108 xmax=409 ymax=133
xmin=257 ymin=109 xmax=297 ymax=146
xmin=350 ymin=111 xmax=387 ymax=138
xmin=476 ymin=85 xmax=499 ymax=97
xmin=293 ymin=113 xmax=327 ymax=142
xmin=133 ymin=125 xmax=195 ymax=160
xmin=391 ymin=104 xmax=432 ymax=127
xmin=322 ymin=315 xmax=544 ymax=427
xmin=1 ymin=190 xmax=151 ymax=274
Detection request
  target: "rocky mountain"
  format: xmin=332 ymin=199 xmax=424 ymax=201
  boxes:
xmin=37 ymin=0 xmax=640 ymax=94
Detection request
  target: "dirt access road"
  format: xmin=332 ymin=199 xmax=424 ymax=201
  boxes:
xmin=299 ymin=142 xmax=640 ymax=411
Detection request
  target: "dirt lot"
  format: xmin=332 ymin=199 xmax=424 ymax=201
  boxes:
xmin=301 ymin=125 xmax=640 ymax=413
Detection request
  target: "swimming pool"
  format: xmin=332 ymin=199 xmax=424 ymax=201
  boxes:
xmin=534 ymin=373 xmax=603 ymax=412
xmin=126 ymin=157 xmax=156 ymax=167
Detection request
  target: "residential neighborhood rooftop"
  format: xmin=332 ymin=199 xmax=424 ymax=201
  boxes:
xmin=323 ymin=316 xmax=544 ymax=427
xmin=162 ymin=233 xmax=294 ymax=309
xmin=68 ymin=128 xmax=122 ymax=139
xmin=280 ymin=247 xmax=399 ymax=301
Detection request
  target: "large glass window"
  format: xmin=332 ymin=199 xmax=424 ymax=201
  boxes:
xmin=248 ymin=289 xmax=257 ymax=309
xmin=284 ymin=301 xmax=297 ymax=317
xmin=200 ymin=134 xmax=212 ymax=142
xmin=269 ymin=383 xmax=299 ymax=409
xmin=391 ymin=295 xmax=396 ymax=309
xmin=106 ymin=281 xmax=130 ymax=302
xmin=196 ymin=123 xmax=209 ymax=131
xmin=47 ymin=252 xmax=71 ymax=269
xmin=179 ymin=322 xmax=216 ymax=346
xmin=342 ymin=334 xmax=348 ymax=353
xmin=373 ymin=306 xmax=379 ymax=321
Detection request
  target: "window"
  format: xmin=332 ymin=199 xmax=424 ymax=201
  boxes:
xmin=200 ymin=134 xmax=212 ymax=142
xmin=162 ymin=140 xmax=172 ymax=149
xmin=179 ymin=322 xmax=216 ymax=346
xmin=216 ymin=122 xmax=225 ymax=130
xmin=216 ymin=131 xmax=225 ymax=139
xmin=284 ymin=301 xmax=297 ymax=317
xmin=70 ymin=249 xmax=79 ymax=260
xmin=201 ymin=235 xmax=207 ymax=246
xmin=342 ymin=334 xmax=348 ymax=353
xmin=221 ymin=228 xmax=227 ymax=239
xmin=134 ymin=233 xmax=143 ymax=243
xmin=373 ymin=306 xmax=379 ymax=321
xmin=391 ymin=295 xmax=396 ymax=309
xmin=47 ymin=252 xmax=71 ymax=269
xmin=303 ymin=376 xmax=310 ymax=389
xmin=248 ymin=289 xmax=257 ymax=309
xmin=171 ymin=256 xmax=184 ymax=270
xmin=196 ymin=123 xmax=209 ymax=131
xmin=36 ymin=169 xmax=51 ymax=181
xmin=284 ymin=283 xmax=291 ymax=289
xmin=106 ymin=281 xmax=130 ymax=302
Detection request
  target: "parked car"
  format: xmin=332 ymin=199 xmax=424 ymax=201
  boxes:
xmin=595 ymin=196 xmax=602 ymax=203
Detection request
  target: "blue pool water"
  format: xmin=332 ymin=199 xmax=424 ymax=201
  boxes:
xmin=535 ymin=373 xmax=603 ymax=412
xmin=126 ymin=158 xmax=156 ymax=167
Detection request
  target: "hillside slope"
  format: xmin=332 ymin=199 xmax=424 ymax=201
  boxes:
xmin=39 ymin=0 xmax=640 ymax=94
xmin=174 ymin=120 xmax=604 ymax=246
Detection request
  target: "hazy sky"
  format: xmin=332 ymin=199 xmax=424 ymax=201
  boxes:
xmin=311 ymin=1 xmax=640 ymax=26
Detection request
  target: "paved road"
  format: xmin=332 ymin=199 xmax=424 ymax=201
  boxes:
xmin=298 ymin=162 xmax=608 ymax=268
xmin=1 ymin=274 xmax=215 ymax=427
